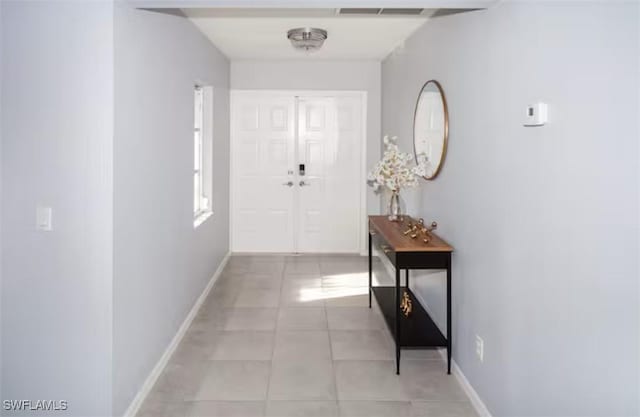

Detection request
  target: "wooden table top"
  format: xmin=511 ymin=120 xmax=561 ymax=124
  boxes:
xmin=369 ymin=215 xmax=453 ymax=253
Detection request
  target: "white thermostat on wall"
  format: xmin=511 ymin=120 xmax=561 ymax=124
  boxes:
xmin=523 ymin=102 xmax=548 ymax=127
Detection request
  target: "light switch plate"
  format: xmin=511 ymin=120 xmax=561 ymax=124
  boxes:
xmin=475 ymin=335 xmax=484 ymax=362
xmin=36 ymin=207 xmax=53 ymax=231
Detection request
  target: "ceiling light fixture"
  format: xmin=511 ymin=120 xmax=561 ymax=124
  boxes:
xmin=287 ymin=27 xmax=328 ymax=52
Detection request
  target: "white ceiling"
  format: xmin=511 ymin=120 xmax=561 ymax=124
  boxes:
xmin=184 ymin=9 xmax=430 ymax=60
xmin=134 ymin=0 xmax=497 ymax=7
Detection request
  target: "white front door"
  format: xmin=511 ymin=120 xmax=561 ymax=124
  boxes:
xmin=231 ymin=91 xmax=365 ymax=253
xmin=296 ymin=96 xmax=363 ymax=252
xmin=231 ymin=93 xmax=296 ymax=252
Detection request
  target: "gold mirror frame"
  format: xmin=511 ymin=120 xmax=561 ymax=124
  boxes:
xmin=413 ymin=79 xmax=449 ymax=180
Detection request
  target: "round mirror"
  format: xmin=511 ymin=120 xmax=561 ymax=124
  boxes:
xmin=413 ymin=80 xmax=449 ymax=180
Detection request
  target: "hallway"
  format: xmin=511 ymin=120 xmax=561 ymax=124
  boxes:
xmin=137 ymin=255 xmax=475 ymax=417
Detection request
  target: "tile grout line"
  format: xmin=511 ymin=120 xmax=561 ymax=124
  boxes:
xmin=264 ymin=261 xmax=285 ymax=410
xmin=323 ymin=262 xmax=343 ymax=413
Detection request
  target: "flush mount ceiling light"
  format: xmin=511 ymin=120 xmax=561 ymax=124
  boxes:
xmin=287 ymin=27 xmax=328 ymax=52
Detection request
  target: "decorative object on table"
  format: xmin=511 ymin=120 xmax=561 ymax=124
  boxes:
xmin=388 ymin=190 xmax=401 ymax=222
xmin=400 ymin=291 xmax=413 ymax=317
xmin=402 ymin=217 xmax=438 ymax=244
xmin=413 ymin=80 xmax=449 ymax=180
xmin=367 ymin=136 xmax=427 ymax=221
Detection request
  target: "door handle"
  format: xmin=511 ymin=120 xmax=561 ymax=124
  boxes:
xmin=283 ymin=181 xmax=294 ymax=187
xmin=299 ymin=180 xmax=309 ymax=187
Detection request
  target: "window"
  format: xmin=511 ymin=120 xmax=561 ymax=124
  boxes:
xmin=193 ymin=85 xmax=213 ymax=227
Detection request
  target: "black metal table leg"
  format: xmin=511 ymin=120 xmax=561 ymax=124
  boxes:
xmin=395 ymin=266 xmax=401 ymax=374
xmin=446 ymin=256 xmax=452 ymax=374
xmin=405 ymin=269 xmax=409 ymax=288
xmin=368 ymin=233 xmax=372 ymax=309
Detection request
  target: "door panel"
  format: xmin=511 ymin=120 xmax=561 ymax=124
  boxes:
xmin=232 ymin=95 xmax=295 ymax=252
xmin=232 ymin=92 xmax=363 ymax=253
xmin=270 ymin=106 xmax=289 ymax=131
xmin=240 ymin=105 xmax=260 ymax=130
xmin=296 ymin=96 xmax=363 ymax=253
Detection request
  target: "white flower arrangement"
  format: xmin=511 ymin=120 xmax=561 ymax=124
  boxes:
xmin=367 ymin=136 xmax=427 ymax=193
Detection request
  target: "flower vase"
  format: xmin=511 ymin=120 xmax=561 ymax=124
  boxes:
xmin=388 ymin=190 xmax=401 ymax=222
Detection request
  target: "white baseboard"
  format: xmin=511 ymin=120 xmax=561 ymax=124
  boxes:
xmin=438 ymin=350 xmax=492 ymax=417
xmin=377 ymin=253 xmax=492 ymax=417
xmin=123 ymin=252 xmax=231 ymax=417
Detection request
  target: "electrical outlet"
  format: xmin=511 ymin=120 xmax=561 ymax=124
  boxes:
xmin=475 ymin=335 xmax=484 ymax=362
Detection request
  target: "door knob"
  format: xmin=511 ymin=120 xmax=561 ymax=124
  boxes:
xmin=283 ymin=181 xmax=294 ymax=187
xmin=299 ymin=180 xmax=309 ymax=187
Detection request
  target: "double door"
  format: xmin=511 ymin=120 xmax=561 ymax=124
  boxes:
xmin=231 ymin=91 xmax=365 ymax=253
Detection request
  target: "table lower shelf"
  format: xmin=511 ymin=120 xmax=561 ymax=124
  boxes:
xmin=372 ymin=286 xmax=447 ymax=348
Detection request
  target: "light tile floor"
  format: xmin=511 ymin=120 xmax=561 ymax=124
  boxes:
xmin=137 ymin=255 xmax=477 ymax=417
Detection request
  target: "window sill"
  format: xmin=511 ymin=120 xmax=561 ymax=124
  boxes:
xmin=193 ymin=210 xmax=213 ymax=229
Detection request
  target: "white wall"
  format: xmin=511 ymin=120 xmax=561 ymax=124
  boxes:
xmin=1 ymin=1 xmax=114 ymax=416
xmin=0 ymin=0 xmax=4 ymax=405
xmin=113 ymin=6 xmax=230 ymax=415
xmin=231 ymin=60 xmax=382 ymax=222
xmin=382 ymin=2 xmax=639 ymax=416
xmin=0 ymin=4 xmax=230 ymax=415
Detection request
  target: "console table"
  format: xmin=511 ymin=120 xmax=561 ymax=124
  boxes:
xmin=368 ymin=215 xmax=454 ymax=375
